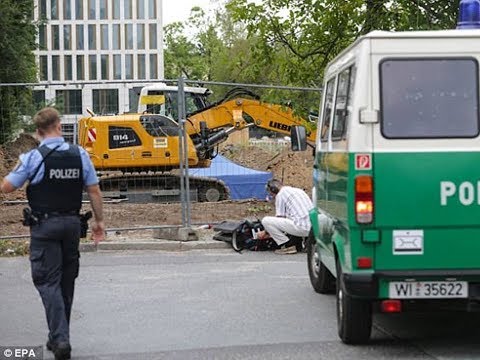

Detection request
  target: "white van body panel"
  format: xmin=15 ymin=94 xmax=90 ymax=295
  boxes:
xmin=321 ymin=29 xmax=480 ymax=153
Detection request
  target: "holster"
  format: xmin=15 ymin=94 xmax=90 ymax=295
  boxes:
xmin=22 ymin=207 xmax=39 ymax=226
xmin=80 ymin=211 xmax=93 ymax=238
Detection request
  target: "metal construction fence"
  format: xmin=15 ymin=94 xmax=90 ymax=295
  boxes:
xmin=0 ymin=79 xmax=321 ymax=239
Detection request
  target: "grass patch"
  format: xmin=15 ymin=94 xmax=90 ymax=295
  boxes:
xmin=246 ymin=204 xmax=272 ymax=216
xmin=0 ymin=239 xmax=29 ymax=257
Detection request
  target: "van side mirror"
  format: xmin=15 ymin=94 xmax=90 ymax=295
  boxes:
xmin=290 ymin=125 xmax=307 ymax=151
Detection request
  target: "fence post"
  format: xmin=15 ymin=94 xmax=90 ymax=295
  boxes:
xmin=177 ymin=77 xmax=191 ymax=227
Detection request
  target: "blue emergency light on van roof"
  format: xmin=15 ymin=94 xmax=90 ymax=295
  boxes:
xmin=457 ymin=0 xmax=480 ymax=29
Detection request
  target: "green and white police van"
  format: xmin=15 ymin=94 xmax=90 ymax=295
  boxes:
xmin=298 ymin=2 xmax=480 ymax=345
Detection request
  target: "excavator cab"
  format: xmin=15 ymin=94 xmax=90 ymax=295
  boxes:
xmin=138 ymin=83 xmax=212 ymax=119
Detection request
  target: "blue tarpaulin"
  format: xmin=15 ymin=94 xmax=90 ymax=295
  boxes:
xmin=189 ymin=154 xmax=272 ymax=200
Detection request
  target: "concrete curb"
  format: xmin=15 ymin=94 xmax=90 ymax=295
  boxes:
xmin=79 ymin=240 xmax=231 ymax=252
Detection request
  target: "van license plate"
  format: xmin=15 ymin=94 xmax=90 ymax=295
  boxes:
xmin=389 ymin=281 xmax=468 ymax=299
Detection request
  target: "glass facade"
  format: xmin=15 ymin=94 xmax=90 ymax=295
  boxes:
xmin=77 ymin=55 xmax=84 ymax=80
xmin=125 ymin=54 xmax=133 ymax=79
xmin=148 ymin=0 xmax=156 ymax=19
xmin=51 ymin=0 xmax=58 ymax=19
xmin=76 ymin=25 xmax=84 ymax=50
xmin=64 ymin=25 xmax=72 ymax=50
xmin=75 ymin=0 xmax=83 ymax=19
xmin=112 ymin=24 xmax=120 ymax=50
xmin=124 ymin=0 xmax=132 ymax=19
xmin=34 ymin=0 xmax=163 ymax=108
xmin=38 ymin=25 xmax=47 ymax=50
xmin=93 ymin=89 xmax=119 ymax=114
xmin=64 ymin=55 xmax=72 ymax=80
xmin=52 ymin=55 xmax=60 ymax=80
xmin=150 ymin=54 xmax=157 ymax=79
xmin=64 ymin=0 xmax=72 ymax=19
xmin=101 ymin=24 xmax=109 ymax=50
xmin=113 ymin=55 xmax=121 ymax=80
xmin=89 ymin=54 xmax=97 ymax=79
xmin=88 ymin=24 xmax=96 ymax=50
xmin=101 ymin=55 xmax=109 ymax=80
xmin=100 ymin=0 xmax=108 ymax=19
xmin=57 ymin=89 xmax=82 ymax=114
xmin=89 ymin=0 xmax=96 ymax=19
xmin=149 ymin=24 xmax=156 ymax=49
xmin=40 ymin=0 xmax=47 ymax=19
xmin=137 ymin=24 xmax=145 ymax=49
xmin=125 ymin=24 xmax=133 ymax=49
xmin=52 ymin=25 xmax=60 ymax=50
xmin=113 ymin=0 xmax=120 ymax=19
xmin=39 ymin=56 xmax=48 ymax=81
xmin=138 ymin=54 xmax=146 ymax=79
xmin=138 ymin=0 xmax=145 ymax=19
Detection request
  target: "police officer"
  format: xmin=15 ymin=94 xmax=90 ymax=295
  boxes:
xmin=0 ymin=107 xmax=105 ymax=360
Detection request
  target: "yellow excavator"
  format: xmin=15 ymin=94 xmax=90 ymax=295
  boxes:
xmin=78 ymin=83 xmax=315 ymax=202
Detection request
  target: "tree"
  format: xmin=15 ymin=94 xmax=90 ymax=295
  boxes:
xmin=226 ymin=0 xmax=460 ymax=86
xmin=0 ymin=0 xmax=37 ymax=144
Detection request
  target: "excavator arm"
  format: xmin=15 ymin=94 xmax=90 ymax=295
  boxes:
xmin=186 ymin=97 xmax=316 ymax=158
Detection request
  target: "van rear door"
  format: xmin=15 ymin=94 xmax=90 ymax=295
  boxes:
xmin=371 ymin=56 xmax=480 ymax=270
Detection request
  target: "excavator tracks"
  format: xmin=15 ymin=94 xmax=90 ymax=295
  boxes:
xmin=97 ymin=173 xmax=230 ymax=203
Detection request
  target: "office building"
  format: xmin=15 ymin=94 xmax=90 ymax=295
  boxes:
xmin=33 ymin=0 xmax=164 ymax=139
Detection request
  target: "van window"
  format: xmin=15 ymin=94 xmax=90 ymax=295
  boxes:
xmin=332 ymin=66 xmax=356 ymax=139
xmin=321 ymin=78 xmax=336 ymax=141
xmin=380 ymin=58 xmax=479 ymax=138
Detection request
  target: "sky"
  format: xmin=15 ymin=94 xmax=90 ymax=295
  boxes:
xmin=162 ymin=0 xmax=215 ymax=26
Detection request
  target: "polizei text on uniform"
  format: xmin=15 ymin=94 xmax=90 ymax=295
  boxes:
xmin=49 ymin=168 xmax=80 ymax=179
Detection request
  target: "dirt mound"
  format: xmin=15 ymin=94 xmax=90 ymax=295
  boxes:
xmin=0 ymin=148 xmax=6 ymax=179
xmin=0 ymin=133 xmax=39 ymax=174
xmin=2 ymin=133 xmax=39 ymax=165
xmin=0 ymin=133 xmax=38 ymax=201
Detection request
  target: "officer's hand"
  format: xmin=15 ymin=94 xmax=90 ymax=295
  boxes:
xmin=91 ymin=221 xmax=106 ymax=245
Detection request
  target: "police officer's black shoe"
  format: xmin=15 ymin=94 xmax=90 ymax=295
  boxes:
xmin=54 ymin=342 xmax=71 ymax=360
xmin=46 ymin=339 xmax=54 ymax=352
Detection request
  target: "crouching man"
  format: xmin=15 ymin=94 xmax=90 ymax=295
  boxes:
xmin=259 ymin=179 xmax=313 ymax=254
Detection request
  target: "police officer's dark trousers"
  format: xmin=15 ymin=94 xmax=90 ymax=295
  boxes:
xmin=29 ymin=215 xmax=81 ymax=345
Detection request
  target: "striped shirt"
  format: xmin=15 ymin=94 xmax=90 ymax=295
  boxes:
xmin=275 ymin=186 xmax=313 ymax=231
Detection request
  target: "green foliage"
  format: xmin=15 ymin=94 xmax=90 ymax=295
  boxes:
xmin=246 ymin=203 xmax=272 ymax=216
xmin=226 ymin=0 xmax=459 ymax=85
xmin=0 ymin=0 xmax=37 ymax=145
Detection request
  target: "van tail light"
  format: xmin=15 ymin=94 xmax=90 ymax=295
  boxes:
xmin=381 ymin=300 xmax=402 ymax=313
xmin=356 ymin=256 xmax=372 ymax=269
xmin=355 ymin=175 xmax=373 ymax=224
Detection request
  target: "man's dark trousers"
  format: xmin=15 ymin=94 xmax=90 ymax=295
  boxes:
xmin=29 ymin=215 xmax=81 ymax=345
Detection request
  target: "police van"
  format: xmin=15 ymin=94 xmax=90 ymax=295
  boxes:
xmin=295 ymin=2 xmax=480 ymax=345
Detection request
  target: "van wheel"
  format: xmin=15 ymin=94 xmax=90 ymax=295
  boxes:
xmin=307 ymin=230 xmax=335 ymax=294
xmin=336 ymin=259 xmax=372 ymax=344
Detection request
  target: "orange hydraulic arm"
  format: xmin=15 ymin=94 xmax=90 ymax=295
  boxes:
xmin=185 ymin=98 xmax=316 ymax=153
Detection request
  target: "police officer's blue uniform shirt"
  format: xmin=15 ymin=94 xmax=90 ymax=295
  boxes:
xmin=6 ymin=137 xmax=98 ymax=188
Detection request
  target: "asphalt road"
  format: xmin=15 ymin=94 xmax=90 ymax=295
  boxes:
xmin=0 ymin=250 xmax=479 ymax=360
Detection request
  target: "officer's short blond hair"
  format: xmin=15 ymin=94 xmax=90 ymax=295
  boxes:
xmin=33 ymin=107 xmax=61 ymax=135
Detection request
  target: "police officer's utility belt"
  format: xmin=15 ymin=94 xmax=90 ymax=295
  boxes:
xmin=22 ymin=208 xmax=80 ymax=226
xmin=33 ymin=210 xmax=80 ymax=219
